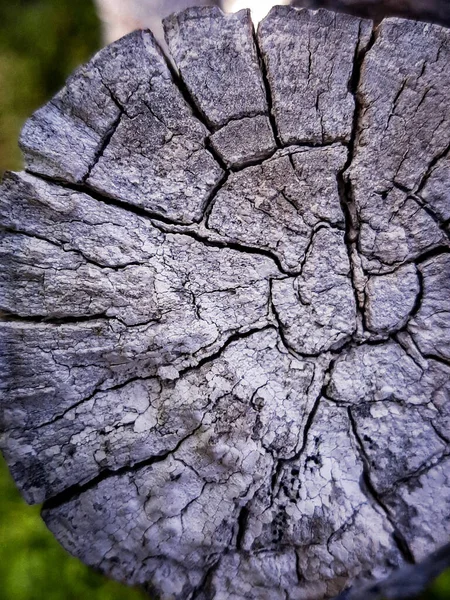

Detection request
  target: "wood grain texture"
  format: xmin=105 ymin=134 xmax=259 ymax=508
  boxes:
xmin=292 ymin=0 xmax=450 ymax=27
xmin=1 ymin=6 xmax=450 ymax=600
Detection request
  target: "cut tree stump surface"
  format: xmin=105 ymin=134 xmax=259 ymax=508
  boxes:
xmin=292 ymin=0 xmax=450 ymax=28
xmin=1 ymin=6 xmax=450 ymax=600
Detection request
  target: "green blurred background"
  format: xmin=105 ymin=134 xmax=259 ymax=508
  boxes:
xmin=0 ymin=0 xmax=101 ymax=175
xmin=0 ymin=1 xmax=449 ymax=599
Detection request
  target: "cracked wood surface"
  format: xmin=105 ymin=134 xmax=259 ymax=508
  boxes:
xmin=292 ymin=0 xmax=450 ymax=28
xmin=1 ymin=6 xmax=449 ymax=600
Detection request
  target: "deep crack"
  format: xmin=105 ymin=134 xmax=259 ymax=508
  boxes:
xmin=347 ymin=408 xmax=416 ymax=565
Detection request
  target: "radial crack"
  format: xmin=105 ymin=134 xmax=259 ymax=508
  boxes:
xmin=42 ymin=422 xmax=206 ymax=510
xmin=253 ymin=29 xmax=282 ymax=147
xmin=347 ymin=407 xmax=415 ymax=564
xmin=82 ymin=109 xmax=124 ymax=184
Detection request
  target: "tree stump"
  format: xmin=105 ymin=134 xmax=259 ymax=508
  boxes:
xmin=1 ymin=6 xmax=449 ymax=600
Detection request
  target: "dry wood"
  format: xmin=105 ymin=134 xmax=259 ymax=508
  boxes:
xmin=292 ymin=0 xmax=450 ymax=27
xmin=1 ymin=6 xmax=449 ymax=600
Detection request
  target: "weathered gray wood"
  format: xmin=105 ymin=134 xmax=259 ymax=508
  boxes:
xmin=1 ymin=6 xmax=450 ymax=600
xmin=164 ymin=7 xmax=268 ymax=128
xmin=257 ymin=7 xmax=373 ymax=144
xmin=93 ymin=0 xmax=450 ymax=50
xmin=293 ymin=0 xmax=450 ymax=27
xmin=20 ymin=30 xmax=223 ymax=223
xmin=207 ymin=145 xmax=347 ymax=271
xmin=209 ymin=115 xmax=276 ymax=168
xmin=347 ymin=17 xmax=450 ymax=274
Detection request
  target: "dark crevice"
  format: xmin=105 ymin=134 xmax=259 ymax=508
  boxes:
xmin=372 ymin=244 xmax=450 ymax=275
xmin=336 ymin=24 xmax=379 ymax=337
xmin=375 ymin=264 xmax=424 ymax=338
xmin=347 ymin=22 xmax=379 ymax=156
xmin=42 ymin=422 xmax=205 ymax=511
xmin=270 ymin=393 xmax=323 ymax=501
xmin=390 ymin=532 xmax=416 ymax=566
xmin=394 ymin=332 xmax=429 ymax=371
xmin=347 ymin=408 xmax=415 ymax=565
xmin=33 ymin=376 xmax=111 ymax=432
xmin=414 ymin=245 xmax=450 ymax=265
xmin=414 ymin=142 xmax=450 ymax=196
xmin=337 ymin=186 xmax=365 ymax=332
xmin=156 ymin=220 xmax=290 ymax=276
xmin=204 ymin=137 xmax=228 ymax=171
xmin=209 ymin=139 xmax=347 ymax=175
xmin=24 ymin=169 xmax=195 ymax=227
xmin=0 ymin=310 xmax=109 ymax=325
xmin=421 ymin=353 xmax=450 ymax=368
xmin=405 ymin=265 xmax=424 ymax=322
xmin=295 ymin=551 xmax=304 ymax=584
xmin=294 ymin=228 xmax=317 ymax=276
xmin=228 ymin=146 xmax=280 ymax=172
xmin=0 ymin=224 xmax=141 ymax=272
xmin=30 ymin=324 xmax=274 ymax=437
xmin=21 ymin=169 xmax=287 ymax=276
xmin=157 ymin=36 xmax=214 ymax=134
xmin=159 ymin=29 xmax=278 ymax=140
xmin=298 ymin=222 xmax=347 ymax=274
xmin=212 ymin=110 xmax=270 ymax=132
xmin=429 ymin=420 xmax=450 ymax=446
xmin=298 ymin=393 xmax=324 ymax=457
xmin=269 ymin=277 xmax=378 ymax=360
xmin=0 ymin=309 xmax=160 ymax=331
xmin=178 ymin=324 xmax=274 ymax=377
xmin=410 ymin=193 xmax=450 ymax=240
xmin=252 ymin=27 xmax=282 ymax=148
xmin=337 ymin=169 xmax=358 ymax=244
xmin=389 ymin=451 xmax=450 ymax=491
xmin=99 ymin=78 xmax=126 ymax=112
xmin=202 ymin=171 xmax=229 ymax=223
xmin=189 ymin=556 xmax=222 ymax=600
xmin=1 ymin=225 xmax=63 ymax=251
xmin=355 ymin=237 xmax=448 ymax=273
xmin=268 ymin=279 xmax=311 ymax=358
xmin=391 ymin=180 xmax=411 ymax=195
xmin=268 ymin=351 xmax=331 ymax=500
xmin=19 ymin=169 xmax=286 ymax=278
xmin=162 ymin=14 xmax=281 ymax=144
xmin=25 ymin=140 xmax=349 ymax=231
xmin=117 ymin=33 xmax=226 ymax=177
xmin=235 ymin=505 xmax=250 ymax=550
xmin=82 ymin=109 xmax=124 ymax=184
xmin=285 ymin=138 xmax=349 ymax=150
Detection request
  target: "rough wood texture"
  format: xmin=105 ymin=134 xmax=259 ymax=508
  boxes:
xmin=1 ymin=6 xmax=449 ymax=600
xmin=93 ymin=0 xmax=450 ymax=48
xmin=292 ymin=0 xmax=450 ymax=27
